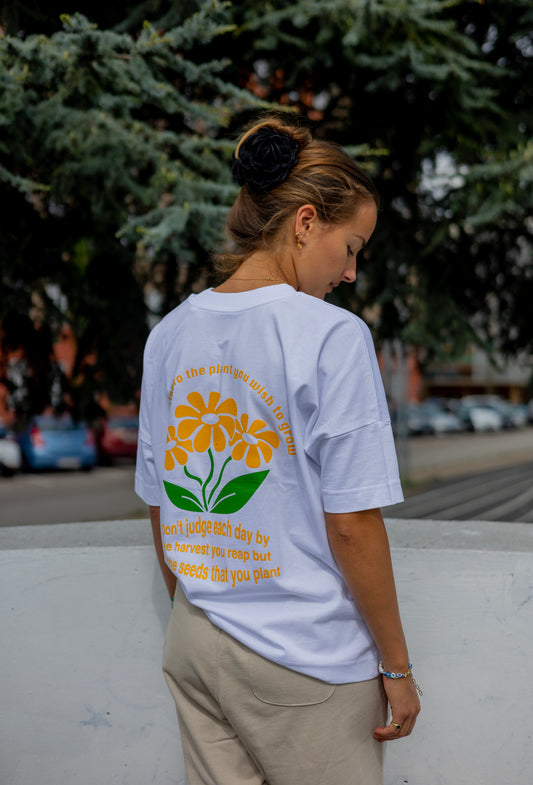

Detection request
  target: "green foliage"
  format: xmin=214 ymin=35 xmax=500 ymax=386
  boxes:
xmin=214 ymin=0 xmax=533 ymax=362
xmin=0 ymin=2 xmax=264 ymax=417
xmin=1 ymin=0 xmax=532 ymax=420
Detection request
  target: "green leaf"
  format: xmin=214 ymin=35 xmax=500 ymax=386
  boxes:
xmin=210 ymin=470 xmax=269 ymax=514
xmin=164 ymin=480 xmax=203 ymax=512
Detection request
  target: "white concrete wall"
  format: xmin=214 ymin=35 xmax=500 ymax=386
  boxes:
xmin=1 ymin=518 xmax=533 ymax=785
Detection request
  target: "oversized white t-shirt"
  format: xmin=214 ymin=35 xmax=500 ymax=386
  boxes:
xmin=136 ymin=284 xmax=403 ymax=683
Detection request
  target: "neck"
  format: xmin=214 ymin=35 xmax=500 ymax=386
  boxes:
xmin=238 ymin=251 xmax=298 ymax=288
xmin=214 ymin=252 xmax=293 ymax=293
xmin=238 ymin=252 xmax=282 ymax=278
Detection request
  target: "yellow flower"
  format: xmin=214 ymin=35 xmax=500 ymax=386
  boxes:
xmin=175 ymin=391 xmax=237 ymax=453
xmin=231 ymin=414 xmax=280 ymax=468
xmin=164 ymin=426 xmax=193 ymax=470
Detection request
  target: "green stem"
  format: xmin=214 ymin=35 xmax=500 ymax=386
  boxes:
xmin=202 ymin=448 xmax=215 ymax=510
xmin=208 ymin=455 xmax=233 ymax=506
xmin=184 ymin=465 xmax=202 ymax=485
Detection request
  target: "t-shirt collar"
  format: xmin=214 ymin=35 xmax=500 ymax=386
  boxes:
xmin=188 ymin=284 xmax=296 ymax=311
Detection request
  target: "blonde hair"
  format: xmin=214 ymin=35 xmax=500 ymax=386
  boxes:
xmin=213 ymin=114 xmax=379 ymax=278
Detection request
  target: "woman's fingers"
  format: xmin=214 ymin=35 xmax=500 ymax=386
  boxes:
xmin=373 ymin=713 xmax=417 ymax=742
xmin=373 ymin=675 xmax=421 ymax=742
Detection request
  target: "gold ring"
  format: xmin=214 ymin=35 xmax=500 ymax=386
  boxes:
xmin=390 ymin=721 xmax=402 ymax=732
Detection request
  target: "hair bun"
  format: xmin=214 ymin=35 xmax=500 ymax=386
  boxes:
xmin=231 ymin=126 xmax=299 ymax=193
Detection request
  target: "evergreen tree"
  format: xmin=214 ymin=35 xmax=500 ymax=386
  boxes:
xmin=0 ymin=2 xmax=264 ymax=418
xmin=203 ymin=0 xmax=533 ymax=364
xmin=2 ymin=0 xmax=532 ymax=420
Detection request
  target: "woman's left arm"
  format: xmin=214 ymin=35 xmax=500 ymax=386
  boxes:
xmin=325 ymin=507 xmax=421 ymax=742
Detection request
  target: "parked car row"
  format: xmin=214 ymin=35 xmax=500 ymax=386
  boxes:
xmin=408 ymin=401 xmax=464 ymax=435
xmin=403 ymin=396 xmax=531 ymax=437
xmin=1 ymin=394 xmax=531 ymax=475
xmin=0 ymin=413 xmax=139 ymax=476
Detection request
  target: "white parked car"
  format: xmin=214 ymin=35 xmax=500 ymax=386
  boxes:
xmin=0 ymin=419 xmax=22 ymax=476
xmin=419 ymin=401 xmax=464 ymax=434
xmin=458 ymin=404 xmax=503 ymax=432
xmin=460 ymin=395 xmax=526 ymax=429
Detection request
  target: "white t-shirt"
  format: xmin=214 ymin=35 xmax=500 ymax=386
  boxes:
xmin=136 ymin=284 xmax=403 ymax=683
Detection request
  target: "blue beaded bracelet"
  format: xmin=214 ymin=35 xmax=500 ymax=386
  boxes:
xmin=378 ymin=661 xmax=423 ymax=695
xmin=378 ymin=661 xmax=413 ymax=679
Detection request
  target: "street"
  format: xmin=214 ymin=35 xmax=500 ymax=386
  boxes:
xmin=390 ymin=460 xmax=533 ymax=522
xmin=0 ymin=428 xmax=532 ymax=526
xmin=404 ymin=423 xmax=533 ymax=482
xmin=0 ymin=463 xmax=145 ymax=527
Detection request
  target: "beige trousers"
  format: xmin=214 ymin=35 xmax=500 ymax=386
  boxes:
xmin=163 ymin=582 xmax=386 ymax=785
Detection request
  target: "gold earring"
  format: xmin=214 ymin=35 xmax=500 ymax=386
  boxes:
xmin=295 ymin=232 xmax=303 ymax=249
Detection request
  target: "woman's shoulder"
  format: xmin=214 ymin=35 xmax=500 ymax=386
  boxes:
xmin=289 ymin=292 xmax=371 ymax=338
xmin=143 ymin=298 xmax=191 ymax=353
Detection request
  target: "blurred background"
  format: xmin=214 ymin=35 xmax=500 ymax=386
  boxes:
xmin=0 ymin=0 xmax=532 ymax=518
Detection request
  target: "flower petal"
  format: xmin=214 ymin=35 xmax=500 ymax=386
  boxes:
xmin=187 ymin=391 xmax=208 ymax=413
xmin=206 ymin=391 xmax=222 ymax=412
xmin=216 ymin=397 xmax=238 ymax=417
xmin=248 ymin=419 xmax=266 ymax=435
xmin=245 ymin=444 xmax=261 ymax=469
xmin=218 ymin=414 xmax=235 ymax=439
xmin=193 ymin=424 xmax=212 ymax=452
xmin=173 ymin=446 xmax=189 ymax=466
xmin=212 ymin=424 xmax=227 ymax=452
xmin=257 ymin=441 xmax=273 ymax=464
xmin=177 ymin=419 xmax=199 ymax=440
xmin=175 ymin=404 xmax=201 ymax=419
xmin=257 ymin=430 xmax=280 ymax=448
xmin=231 ymin=441 xmax=247 ymax=462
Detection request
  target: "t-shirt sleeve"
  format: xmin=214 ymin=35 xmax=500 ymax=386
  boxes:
xmin=135 ymin=329 xmax=162 ymax=507
xmin=305 ymin=314 xmax=403 ymax=513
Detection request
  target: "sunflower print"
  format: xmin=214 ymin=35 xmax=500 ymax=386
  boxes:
xmin=231 ymin=414 xmax=280 ymax=468
xmin=164 ymin=426 xmax=192 ymax=470
xmin=175 ymin=391 xmax=237 ymax=453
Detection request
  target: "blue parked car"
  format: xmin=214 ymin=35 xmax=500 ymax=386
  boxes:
xmin=17 ymin=414 xmax=97 ymax=471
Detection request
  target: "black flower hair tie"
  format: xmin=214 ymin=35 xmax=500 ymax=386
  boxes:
xmin=231 ymin=127 xmax=299 ymax=193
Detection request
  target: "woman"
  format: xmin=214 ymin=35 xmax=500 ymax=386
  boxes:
xmin=135 ymin=115 xmax=421 ymax=785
